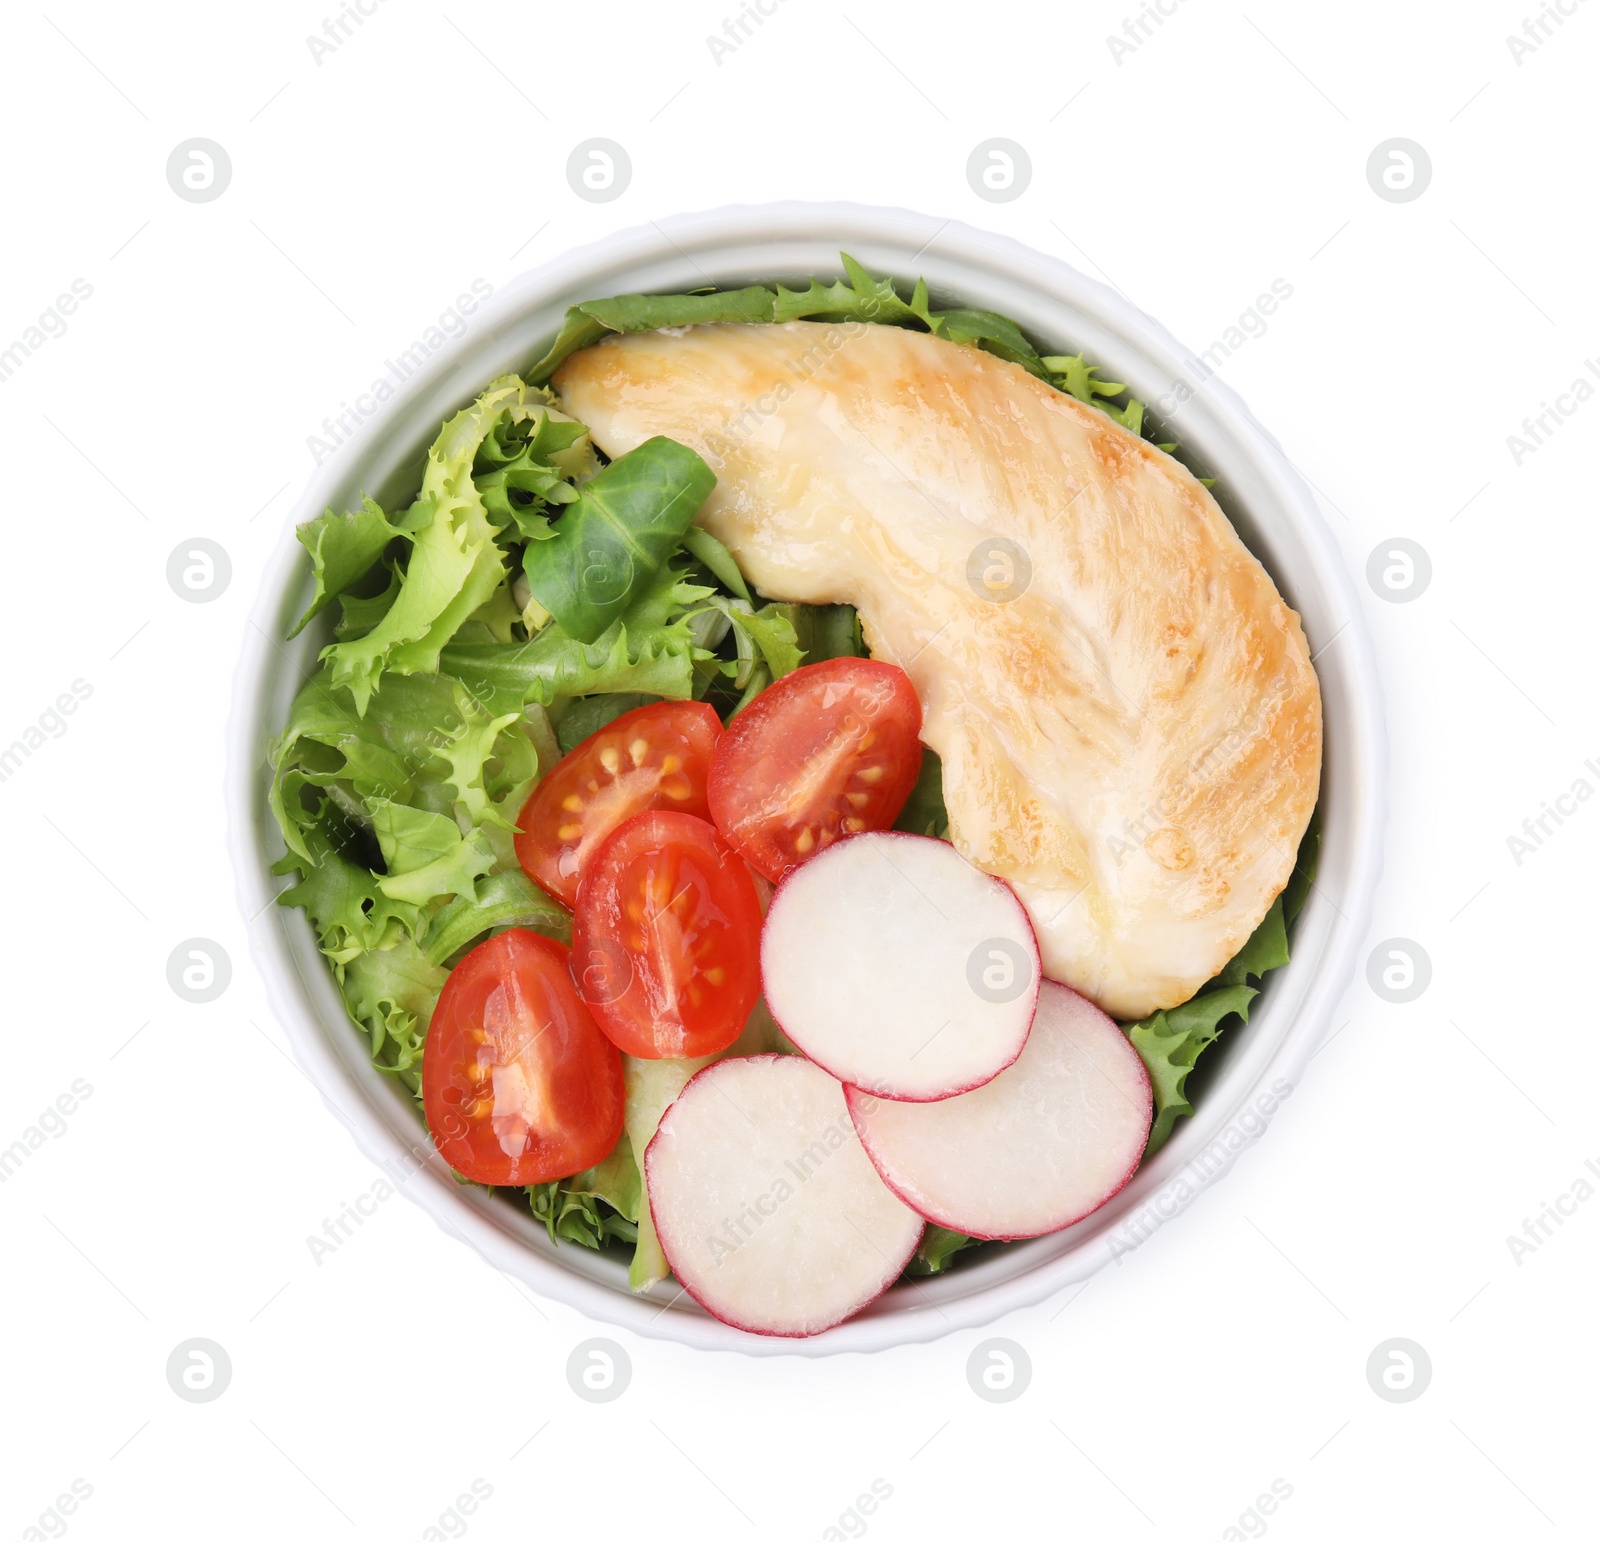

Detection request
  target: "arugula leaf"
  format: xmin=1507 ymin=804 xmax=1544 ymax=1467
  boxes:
xmin=521 ymin=436 xmax=716 ymax=644
xmin=290 ymin=496 xmax=405 ymax=636
xmin=580 ymin=286 xmax=777 ymax=333
xmin=1041 ymin=352 xmax=1149 ymax=434
xmin=526 ymin=287 xmax=776 ymax=384
xmin=525 ymin=310 xmax=611 ymax=387
xmin=440 ymin=621 xmax=697 ymax=717
xmin=422 ymin=870 xmax=572 ymax=966
xmin=322 ymin=377 xmax=529 ymax=713
xmin=775 ymin=252 xmax=926 ymax=327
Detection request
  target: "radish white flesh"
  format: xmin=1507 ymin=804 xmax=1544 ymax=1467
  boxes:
xmin=760 ymin=832 xmax=1040 ymax=1100
xmin=846 ymin=980 xmax=1152 ymax=1240
xmin=645 ymin=1055 xmax=923 ymax=1337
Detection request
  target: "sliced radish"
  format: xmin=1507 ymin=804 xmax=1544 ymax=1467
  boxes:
xmin=645 ymin=1055 xmax=923 ymax=1337
xmin=760 ymin=832 xmax=1039 ymax=1101
xmin=846 ymin=980 xmax=1152 ymax=1240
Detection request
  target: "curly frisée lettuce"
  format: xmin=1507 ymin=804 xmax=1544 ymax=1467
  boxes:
xmin=270 ymin=253 xmax=1298 ymax=1284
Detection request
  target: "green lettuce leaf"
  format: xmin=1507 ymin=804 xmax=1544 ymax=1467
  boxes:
xmin=268 ymin=665 xmax=502 ymax=862
xmin=698 ymin=596 xmax=803 ymax=687
xmin=369 ymin=800 xmax=497 ymax=908
xmin=473 ymin=404 xmax=590 ymax=541
xmin=335 ymin=563 xmax=402 ymax=640
xmin=422 ymin=870 xmax=572 ymax=966
xmin=1127 ymin=982 xmax=1259 ymax=1156
xmin=528 ymin=1179 xmax=638 ymax=1248
xmin=338 ymin=933 xmax=449 ymax=1099
xmin=554 ymin=691 xmax=657 ymax=754
xmin=290 ymin=495 xmax=405 ymax=636
xmin=271 ymin=815 xmax=419 ymax=965
xmin=1284 ymin=805 xmax=1321 ymax=924
xmin=322 ymin=377 xmax=530 ymax=712
xmin=564 ymin=1132 xmax=642 ymax=1223
xmin=1213 ymin=897 xmax=1289 ymax=987
xmin=521 ymin=436 xmax=716 ymax=644
xmin=429 ymin=680 xmax=529 ymax=833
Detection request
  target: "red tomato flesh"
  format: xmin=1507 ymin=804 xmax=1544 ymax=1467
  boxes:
xmin=572 ymin=811 xmax=762 ymax=1059
xmin=515 ymin=700 xmax=722 ymax=908
xmin=707 ymin=657 xmax=923 ymax=882
xmin=422 ymin=928 xmax=624 ymax=1185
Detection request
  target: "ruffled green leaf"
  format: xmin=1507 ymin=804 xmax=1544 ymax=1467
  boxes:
xmin=271 ymin=816 xmax=419 ymax=965
xmin=291 ymin=495 xmax=405 ymax=636
xmin=775 ymin=253 xmax=924 ymax=327
xmin=697 ymin=596 xmax=803 ymax=686
xmin=440 ymin=621 xmax=698 ymax=718
xmin=338 ymin=933 xmax=449 ymax=1100
xmin=322 ymin=377 xmax=530 ymax=712
xmin=369 ymin=800 xmax=496 ymax=907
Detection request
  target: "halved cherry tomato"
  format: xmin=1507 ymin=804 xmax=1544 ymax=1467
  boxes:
xmin=514 ymin=700 xmax=722 ymax=908
xmin=422 ymin=928 xmax=623 ymax=1185
xmin=707 ymin=657 xmax=923 ymax=882
xmin=572 ymin=811 xmax=762 ymax=1059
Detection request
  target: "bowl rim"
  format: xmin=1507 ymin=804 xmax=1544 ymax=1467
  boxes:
xmin=226 ymin=200 xmax=1386 ymax=1357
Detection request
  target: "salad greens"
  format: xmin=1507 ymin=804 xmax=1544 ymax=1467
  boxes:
xmin=270 ymin=251 xmax=1297 ymax=1286
xmin=521 ymin=436 xmax=716 ymax=644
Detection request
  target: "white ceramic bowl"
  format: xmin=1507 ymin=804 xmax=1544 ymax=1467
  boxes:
xmin=228 ymin=203 xmax=1385 ymax=1356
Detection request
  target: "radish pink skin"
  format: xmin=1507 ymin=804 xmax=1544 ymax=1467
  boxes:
xmin=759 ymin=831 xmax=1043 ymax=1103
xmin=643 ymin=1054 xmax=925 ymax=1338
xmin=843 ymin=991 xmax=1154 ymax=1241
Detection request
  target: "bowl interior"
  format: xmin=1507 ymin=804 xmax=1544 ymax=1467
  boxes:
xmin=232 ymin=204 xmax=1382 ymax=1355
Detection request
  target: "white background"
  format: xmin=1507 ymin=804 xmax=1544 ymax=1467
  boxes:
xmin=2 ymin=2 xmax=1595 ymax=1538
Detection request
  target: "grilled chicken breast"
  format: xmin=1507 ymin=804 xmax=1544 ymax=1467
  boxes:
xmin=555 ymin=321 xmax=1321 ymax=1021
